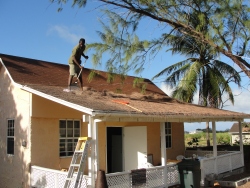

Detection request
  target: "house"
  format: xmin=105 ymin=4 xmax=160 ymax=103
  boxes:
xmin=0 ymin=53 xmax=250 ymax=188
xmin=229 ymin=122 xmax=250 ymax=144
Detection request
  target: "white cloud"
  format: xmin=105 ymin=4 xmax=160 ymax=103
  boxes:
xmin=160 ymin=82 xmax=199 ymax=102
xmin=160 ymin=82 xmax=173 ymax=96
xmin=223 ymin=88 xmax=250 ymax=114
xmin=47 ymin=24 xmax=87 ymax=44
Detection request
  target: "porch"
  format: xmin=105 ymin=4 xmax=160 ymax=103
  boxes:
xmin=30 ymin=151 xmax=244 ymax=187
xmin=185 ymin=150 xmax=244 ymax=186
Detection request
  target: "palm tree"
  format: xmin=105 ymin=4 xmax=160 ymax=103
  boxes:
xmin=153 ymin=9 xmax=241 ymax=106
xmin=153 ymin=12 xmax=241 ymax=146
xmin=154 ymin=52 xmax=241 ymax=108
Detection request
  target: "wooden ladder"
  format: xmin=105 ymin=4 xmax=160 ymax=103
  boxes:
xmin=64 ymin=137 xmax=91 ymax=188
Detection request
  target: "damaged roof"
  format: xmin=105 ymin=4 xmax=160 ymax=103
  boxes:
xmin=1 ymin=53 xmax=250 ymax=122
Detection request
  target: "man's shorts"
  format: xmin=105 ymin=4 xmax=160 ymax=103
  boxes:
xmin=69 ymin=63 xmax=81 ymax=77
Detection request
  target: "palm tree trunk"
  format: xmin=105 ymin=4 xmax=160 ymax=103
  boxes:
xmin=206 ymin=122 xmax=210 ymax=146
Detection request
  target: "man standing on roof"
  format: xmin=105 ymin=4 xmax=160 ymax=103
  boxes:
xmin=66 ymin=38 xmax=88 ymax=92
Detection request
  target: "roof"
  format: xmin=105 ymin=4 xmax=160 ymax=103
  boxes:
xmin=1 ymin=53 xmax=250 ymax=122
xmin=229 ymin=122 xmax=250 ymax=133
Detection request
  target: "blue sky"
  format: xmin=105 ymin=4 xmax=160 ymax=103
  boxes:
xmin=1 ymin=0 xmax=249 ymax=131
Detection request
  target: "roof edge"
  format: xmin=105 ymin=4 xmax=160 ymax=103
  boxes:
xmin=0 ymin=57 xmax=15 ymax=83
xmin=17 ymin=83 xmax=94 ymax=115
xmin=92 ymin=112 xmax=246 ymax=123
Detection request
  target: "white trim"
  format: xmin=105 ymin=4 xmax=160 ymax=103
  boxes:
xmin=94 ymin=119 xmax=99 ymax=177
xmin=212 ymin=121 xmax=217 ymax=157
xmin=88 ymin=118 xmax=93 ymax=187
xmin=0 ymin=58 xmax=15 ymax=83
xmin=239 ymin=120 xmax=244 ymax=166
xmin=160 ymin=122 xmax=167 ymax=187
xmin=212 ymin=121 xmax=218 ymax=174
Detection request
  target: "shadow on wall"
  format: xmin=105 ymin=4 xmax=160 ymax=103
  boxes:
xmin=0 ymin=70 xmax=29 ymax=187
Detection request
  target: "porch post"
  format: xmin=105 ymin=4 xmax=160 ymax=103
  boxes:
xmin=88 ymin=117 xmax=99 ymax=187
xmin=94 ymin=119 xmax=99 ymax=175
xmin=88 ymin=116 xmax=93 ymax=187
xmin=212 ymin=121 xmax=217 ymax=157
xmin=160 ymin=122 xmax=168 ymax=187
xmin=238 ymin=120 xmax=244 ymax=166
xmin=212 ymin=121 xmax=218 ymax=175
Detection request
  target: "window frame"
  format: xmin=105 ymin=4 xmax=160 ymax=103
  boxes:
xmin=165 ymin=122 xmax=172 ymax=149
xmin=7 ymin=119 xmax=15 ymax=155
xmin=59 ymin=119 xmax=81 ymax=157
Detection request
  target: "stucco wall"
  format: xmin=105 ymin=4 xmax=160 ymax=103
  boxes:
xmin=0 ymin=66 xmax=31 ymax=188
xmin=31 ymin=95 xmax=88 ymax=170
xmin=166 ymin=122 xmax=185 ymax=160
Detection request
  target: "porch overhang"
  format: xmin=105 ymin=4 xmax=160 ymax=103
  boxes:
xmin=91 ymin=111 xmax=247 ymax=123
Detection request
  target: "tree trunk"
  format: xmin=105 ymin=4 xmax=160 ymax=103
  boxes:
xmin=221 ymin=50 xmax=250 ymax=78
xmin=206 ymin=122 xmax=210 ymax=146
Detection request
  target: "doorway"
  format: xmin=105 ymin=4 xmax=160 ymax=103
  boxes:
xmin=107 ymin=126 xmax=147 ymax=173
xmin=107 ymin=127 xmax=123 ymax=173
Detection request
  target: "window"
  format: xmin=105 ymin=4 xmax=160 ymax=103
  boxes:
xmin=7 ymin=119 xmax=14 ymax=155
xmin=165 ymin=122 xmax=172 ymax=148
xmin=59 ymin=120 xmax=80 ymax=157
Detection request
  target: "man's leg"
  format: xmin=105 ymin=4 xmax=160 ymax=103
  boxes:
xmin=68 ymin=75 xmax=73 ymax=90
xmin=79 ymin=76 xmax=84 ymax=91
xmin=68 ymin=64 xmax=76 ymax=90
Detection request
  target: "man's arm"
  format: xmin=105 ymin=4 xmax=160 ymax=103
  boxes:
xmin=82 ymin=53 xmax=88 ymax=59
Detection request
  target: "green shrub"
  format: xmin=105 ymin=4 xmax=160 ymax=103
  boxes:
xmin=217 ymin=133 xmax=230 ymax=145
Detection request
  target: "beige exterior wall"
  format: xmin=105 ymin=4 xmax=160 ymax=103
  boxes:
xmin=0 ymin=66 xmax=31 ymax=188
xmin=166 ymin=122 xmax=185 ymax=160
xmin=30 ymin=95 xmax=88 ymax=170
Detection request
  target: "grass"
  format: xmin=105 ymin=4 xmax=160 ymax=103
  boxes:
xmin=185 ymin=132 xmax=231 ymax=147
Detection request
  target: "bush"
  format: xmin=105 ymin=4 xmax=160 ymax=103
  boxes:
xmin=217 ymin=133 xmax=230 ymax=145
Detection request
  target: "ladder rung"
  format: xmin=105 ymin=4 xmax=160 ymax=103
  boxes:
xmin=64 ymin=137 xmax=91 ymax=187
xmin=66 ymin=178 xmax=73 ymax=181
xmin=79 ymin=137 xmax=91 ymax=141
xmin=70 ymin=164 xmax=80 ymax=167
xmin=75 ymin=150 xmax=84 ymax=153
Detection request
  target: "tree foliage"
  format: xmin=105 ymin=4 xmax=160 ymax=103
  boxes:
xmin=51 ymin=0 xmax=250 ymax=79
xmin=152 ymin=10 xmax=241 ymax=108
